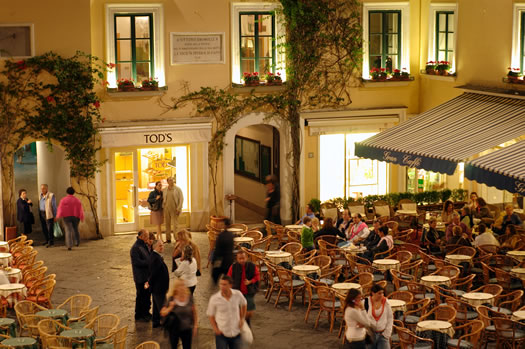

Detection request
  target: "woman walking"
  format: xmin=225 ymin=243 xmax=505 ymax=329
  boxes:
xmin=344 ymin=288 xmax=372 ymax=349
xmin=56 ymin=187 xmax=84 ymax=250
xmin=148 ymin=181 xmax=164 ymax=242
xmin=365 ymin=284 xmax=393 ymax=349
xmin=174 ymin=245 xmax=198 ymax=294
xmin=17 ymin=189 xmax=34 ymax=236
xmin=172 ymin=230 xmax=202 ymax=275
xmin=160 ymin=279 xmax=198 ymax=349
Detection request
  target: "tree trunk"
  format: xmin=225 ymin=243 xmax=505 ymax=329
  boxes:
xmin=288 ymin=105 xmax=301 ymax=222
xmin=0 ymin=154 xmax=16 ymax=228
xmin=73 ymin=177 xmax=103 ymax=239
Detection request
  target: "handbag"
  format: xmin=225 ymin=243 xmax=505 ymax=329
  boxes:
xmin=53 ymin=222 xmax=64 ymax=238
xmin=161 ymin=311 xmax=179 ymax=332
xmin=240 ymin=321 xmax=253 ymax=345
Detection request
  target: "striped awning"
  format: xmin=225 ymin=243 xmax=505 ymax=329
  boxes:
xmin=355 ymin=92 xmax=525 ymax=174
xmin=465 ymin=141 xmax=525 ymax=194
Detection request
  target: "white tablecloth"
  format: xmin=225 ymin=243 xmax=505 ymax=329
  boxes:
xmin=331 ymin=282 xmax=362 ymax=294
xmin=388 ymin=299 xmax=407 ymax=312
xmin=0 ymin=253 xmax=12 ymax=268
xmin=4 ymin=268 xmax=22 ymax=284
xmin=512 ymin=310 xmax=525 ymax=321
xmin=461 ymin=292 xmax=495 ymax=306
xmin=293 ymin=264 xmax=320 ymax=277
xmin=0 ymin=242 xmax=8 ymax=253
xmin=372 ymin=259 xmax=401 ymax=271
xmin=507 ymin=251 xmax=525 ymax=262
xmin=285 ymin=225 xmax=303 ymax=231
xmin=0 ymin=283 xmax=26 ymax=306
xmin=445 ymin=254 xmax=472 ymax=265
xmin=510 ymin=268 xmax=525 ymax=280
xmin=265 ymin=251 xmax=293 ymax=264
xmin=420 ymin=275 xmax=451 ymax=287
xmin=233 ymin=237 xmax=254 ymax=246
xmin=417 ymin=320 xmax=454 ymax=337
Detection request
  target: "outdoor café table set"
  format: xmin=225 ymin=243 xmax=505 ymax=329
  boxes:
xmin=445 ymin=254 xmax=473 ymax=266
xmin=0 ymin=251 xmax=26 ymax=307
xmin=416 ymin=320 xmax=454 ymax=349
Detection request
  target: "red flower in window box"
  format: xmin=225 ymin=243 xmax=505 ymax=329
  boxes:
xmin=243 ymin=72 xmax=261 ymax=87
xmin=117 ymin=79 xmax=135 ymax=91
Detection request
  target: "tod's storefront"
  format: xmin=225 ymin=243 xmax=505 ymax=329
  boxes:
xmin=96 ymin=119 xmax=212 ymax=235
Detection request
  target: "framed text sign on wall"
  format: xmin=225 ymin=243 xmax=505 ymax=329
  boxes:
xmin=170 ymin=32 xmax=225 ymax=65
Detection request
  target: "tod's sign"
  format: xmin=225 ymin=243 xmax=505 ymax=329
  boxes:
xmin=383 ymin=151 xmax=423 ymax=168
xmin=144 ymin=133 xmax=173 ymax=144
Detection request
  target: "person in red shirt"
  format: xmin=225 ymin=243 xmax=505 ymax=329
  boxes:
xmin=227 ymin=250 xmax=260 ymax=326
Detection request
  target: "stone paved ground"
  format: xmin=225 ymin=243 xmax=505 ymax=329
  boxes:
xmin=34 ymin=232 xmax=342 ymax=349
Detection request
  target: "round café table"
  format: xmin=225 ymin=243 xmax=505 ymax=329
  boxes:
xmin=0 ymin=253 xmax=12 ymax=268
xmin=416 ymin=320 xmax=454 ymax=349
xmin=5 ymin=268 xmax=23 ymax=284
xmin=285 ymin=225 xmax=303 ymax=232
xmin=0 ymin=242 xmax=8 ymax=253
xmin=387 ymin=299 xmax=407 ymax=312
xmin=507 ymin=251 xmax=525 ymax=262
xmin=265 ymin=251 xmax=293 ymax=265
xmin=233 ymin=237 xmax=254 ymax=247
xmin=420 ymin=275 xmax=451 ymax=287
xmin=61 ymin=328 xmax=95 ymax=349
xmin=227 ymin=228 xmax=244 ymax=235
xmin=510 ymin=268 xmax=525 ymax=280
xmin=0 ymin=283 xmax=26 ymax=307
xmin=0 ymin=318 xmax=17 ymax=337
xmin=342 ymin=245 xmax=367 ymax=255
xmin=372 ymin=259 xmax=401 ymax=271
xmin=331 ymin=282 xmax=362 ymax=294
xmin=461 ymin=292 xmax=495 ymax=306
xmin=36 ymin=308 xmax=69 ymax=325
xmin=511 ymin=310 xmax=525 ymax=322
xmin=1 ymin=337 xmax=37 ymax=348
xmin=292 ymin=265 xmax=320 ymax=278
xmin=445 ymin=254 xmax=473 ymax=266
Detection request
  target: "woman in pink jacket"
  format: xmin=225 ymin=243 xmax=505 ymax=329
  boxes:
xmin=56 ymin=187 xmax=84 ymax=250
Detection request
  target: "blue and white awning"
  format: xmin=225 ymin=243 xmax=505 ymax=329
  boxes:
xmin=465 ymin=141 xmax=525 ymax=195
xmin=355 ymin=93 xmax=525 ymax=175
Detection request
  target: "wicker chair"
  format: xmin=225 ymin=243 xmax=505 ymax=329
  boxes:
xmin=14 ymin=301 xmax=47 ymax=336
xmin=85 ymin=314 xmax=120 ymax=343
xmin=471 ymin=284 xmax=503 ymax=298
xmin=386 ymin=251 xmax=413 ymax=264
xmin=22 ymin=266 xmax=48 ymax=288
xmin=251 ymin=237 xmax=271 ymax=253
xmin=374 ymin=246 xmax=394 ymax=260
xmin=286 ymin=230 xmax=301 ymax=243
xmin=67 ymin=306 xmax=99 ymax=328
xmin=303 ymin=277 xmax=321 ymax=323
xmin=476 ymin=305 xmax=507 ymax=349
xmin=492 ymin=317 xmax=525 ymax=349
xmin=274 ymin=268 xmax=305 ymax=311
xmin=101 ymin=326 xmax=128 ymax=349
xmin=419 ymin=305 xmax=457 ymax=324
xmin=443 ymin=297 xmax=478 ymax=325
xmin=397 ymin=327 xmax=434 ymax=349
xmin=448 ymin=246 xmax=476 ymax=258
xmin=21 ymin=314 xmax=45 ymax=338
xmin=315 ymin=286 xmax=340 ymax=333
xmin=135 ymin=341 xmax=161 ymax=349
xmin=319 ymin=265 xmax=343 ymax=286
xmin=390 ymin=269 xmax=416 ymax=291
xmin=26 ymin=279 xmax=56 ymax=308
xmin=280 ymin=242 xmax=303 ymax=255
xmin=494 ymin=268 xmax=523 ymax=292
xmin=492 ymin=290 xmax=524 ymax=315
xmin=264 ymin=262 xmax=280 ymax=303
xmin=37 ymin=318 xmax=71 ymax=348
xmin=400 ymin=259 xmax=423 ymax=279
xmin=305 ymin=255 xmax=332 ymax=271
xmin=242 ymin=230 xmax=263 ymax=242
xmin=229 ymin=223 xmax=248 ymax=232
xmin=451 ymin=274 xmax=476 ymax=294
xmin=447 ymin=320 xmax=484 ymax=349
xmin=57 ymin=294 xmax=92 ymax=319
xmin=293 ymin=249 xmax=317 ymax=265
xmin=46 ymin=335 xmax=90 ymax=349
xmin=387 ymin=290 xmax=414 ymax=304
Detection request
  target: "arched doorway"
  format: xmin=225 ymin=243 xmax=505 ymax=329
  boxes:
xmin=13 ymin=141 xmax=70 ymax=241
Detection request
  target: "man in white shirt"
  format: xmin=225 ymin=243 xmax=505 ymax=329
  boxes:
xmin=474 ymin=223 xmax=500 ymax=247
xmin=207 ymin=275 xmax=247 ymax=349
xmin=162 ymin=177 xmax=183 ymax=243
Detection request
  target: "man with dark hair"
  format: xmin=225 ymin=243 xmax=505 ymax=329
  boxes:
xmin=207 ymin=275 xmax=247 ymax=349
xmin=130 ymin=229 xmax=152 ymax=321
xmin=227 ymin=251 xmax=260 ymax=326
xmin=211 ymin=221 xmax=234 ymax=284
xmin=39 ymin=184 xmax=56 ymax=247
xmin=264 ymin=175 xmax=281 ymax=224
xmin=146 ymin=240 xmax=169 ymax=328
xmin=295 ymin=204 xmax=316 ymax=225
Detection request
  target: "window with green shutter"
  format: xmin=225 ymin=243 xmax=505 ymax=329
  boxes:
xmin=114 ymin=14 xmax=154 ymax=83
xmin=369 ymin=10 xmax=401 ymax=73
xmin=239 ymin=12 xmax=276 ymax=77
xmin=521 ymin=12 xmax=525 ymax=73
xmin=435 ymin=11 xmax=455 ymax=63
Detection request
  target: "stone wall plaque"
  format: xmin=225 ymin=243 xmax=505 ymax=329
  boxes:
xmin=170 ymin=32 xmax=225 ymax=65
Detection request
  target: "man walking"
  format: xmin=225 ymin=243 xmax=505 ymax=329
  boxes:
xmin=207 ymin=275 xmax=247 ymax=349
xmin=162 ymin=177 xmax=183 ymax=243
xmin=56 ymin=187 xmax=84 ymax=250
xmin=130 ymin=229 xmax=152 ymax=322
xmin=39 ymin=184 xmax=56 ymax=247
xmin=147 ymin=240 xmax=169 ymax=328
xmin=227 ymin=250 xmax=260 ymax=327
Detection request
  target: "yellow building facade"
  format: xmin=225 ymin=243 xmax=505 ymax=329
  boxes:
xmin=1 ymin=0 xmax=523 ymax=236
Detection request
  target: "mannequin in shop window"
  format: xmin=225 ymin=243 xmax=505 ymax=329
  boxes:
xmin=163 ymin=177 xmax=184 ymax=244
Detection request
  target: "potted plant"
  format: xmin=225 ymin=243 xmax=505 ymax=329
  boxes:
xmin=507 ymin=67 xmax=522 ymax=83
xmin=140 ymin=77 xmax=159 ymax=91
xmin=117 ymin=78 xmax=135 ymax=92
xmin=436 ymin=61 xmax=451 ymax=75
xmin=265 ymin=72 xmax=282 ymax=86
xmin=425 ymin=61 xmax=437 ymax=74
xmin=370 ymin=67 xmax=388 ymax=81
xmin=243 ymin=72 xmax=260 ymax=87
xmin=391 ymin=69 xmax=402 ymax=81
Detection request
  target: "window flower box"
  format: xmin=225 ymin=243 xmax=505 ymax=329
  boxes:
xmin=117 ymin=79 xmax=136 ymax=92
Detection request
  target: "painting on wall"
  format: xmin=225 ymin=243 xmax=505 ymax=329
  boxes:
xmin=0 ymin=25 xmax=33 ymax=58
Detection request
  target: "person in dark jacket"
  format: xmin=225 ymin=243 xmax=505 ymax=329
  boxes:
xmin=147 ymin=181 xmax=164 ymax=242
xmin=17 ymin=189 xmax=33 ymax=235
xmin=130 ymin=229 xmax=152 ymax=321
xmin=265 ymin=175 xmax=281 ymax=224
xmin=147 ymin=239 xmax=169 ymax=328
xmin=362 ymin=219 xmax=381 ymax=250
xmin=227 ymin=250 xmax=260 ymax=326
xmin=314 ymin=217 xmax=345 ymax=240
xmin=211 ymin=220 xmax=234 ymax=284
xmin=336 ymin=209 xmax=352 ymax=236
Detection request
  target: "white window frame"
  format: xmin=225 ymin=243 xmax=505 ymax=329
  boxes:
xmin=0 ymin=23 xmax=35 ymax=58
xmin=105 ymin=3 xmax=165 ymax=88
xmin=362 ymin=2 xmax=410 ymax=79
xmin=511 ymin=4 xmax=525 ymax=70
xmin=427 ymin=3 xmax=457 ymax=73
xmin=231 ymin=2 xmax=286 ymax=84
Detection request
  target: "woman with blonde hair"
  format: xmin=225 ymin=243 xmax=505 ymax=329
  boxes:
xmin=161 ymin=279 xmax=198 ymax=349
xmin=172 ymin=229 xmax=201 ymax=275
xmin=174 ymin=245 xmax=198 ymax=294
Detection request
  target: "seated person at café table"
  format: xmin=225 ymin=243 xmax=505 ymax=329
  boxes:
xmin=364 ymin=226 xmax=392 ymax=261
xmin=311 ymin=217 xmax=320 ymax=233
xmin=301 ymin=217 xmax=315 ymax=251
xmin=494 ymin=204 xmax=523 ymax=235
xmin=448 ymin=226 xmax=471 ymax=247
xmin=473 ymin=197 xmax=493 ymax=219
xmin=500 ymin=225 xmax=522 ymax=251
xmin=313 ymin=217 xmax=345 ymax=240
xmin=346 ymin=213 xmax=370 ymax=244
xmin=336 ymin=209 xmax=352 ymax=236
xmin=362 ymin=220 xmax=381 ymax=250
xmin=295 ymin=204 xmax=316 ymax=225
xmin=460 ymin=206 xmax=474 ymax=230
xmin=474 ymin=223 xmax=500 ymax=247
xmin=445 ymin=212 xmax=471 ymax=242
xmin=442 ymin=200 xmax=457 ymax=224
xmin=422 ymin=217 xmax=443 ymax=254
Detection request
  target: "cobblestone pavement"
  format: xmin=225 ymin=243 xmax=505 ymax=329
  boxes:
xmin=34 ymin=232 xmax=342 ymax=349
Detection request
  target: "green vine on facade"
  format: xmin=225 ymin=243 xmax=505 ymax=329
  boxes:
xmin=164 ymin=0 xmax=363 ymax=220
xmin=0 ymin=52 xmax=105 ymax=237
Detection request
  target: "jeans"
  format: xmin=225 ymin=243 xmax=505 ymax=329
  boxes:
xmin=369 ymin=333 xmax=390 ymax=349
xmin=134 ymin=282 xmax=151 ymax=319
xmin=39 ymin=211 xmax=54 ymax=244
xmin=215 ymin=334 xmax=241 ymax=349
xmin=343 ymin=339 xmax=366 ymax=349
xmin=63 ymin=216 xmax=80 ymax=248
xmin=169 ymin=329 xmax=192 ymax=349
